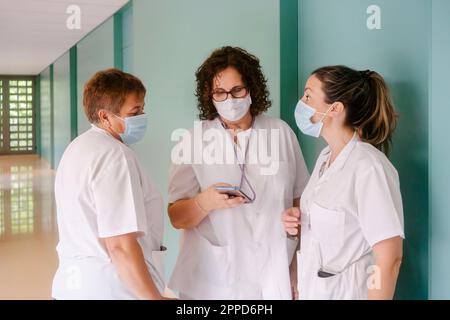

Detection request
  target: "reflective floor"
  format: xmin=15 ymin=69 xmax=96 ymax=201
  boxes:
xmin=0 ymin=155 xmax=57 ymax=300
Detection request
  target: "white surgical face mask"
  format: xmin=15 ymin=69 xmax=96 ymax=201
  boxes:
xmin=213 ymin=94 xmax=252 ymax=122
xmin=112 ymin=113 xmax=148 ymax=145
xmin=294 ymin=100 xmax=334 ymax=138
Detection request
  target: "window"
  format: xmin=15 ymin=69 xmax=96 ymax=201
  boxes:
xmin=0 ymin=77 xmax=36 ymax=154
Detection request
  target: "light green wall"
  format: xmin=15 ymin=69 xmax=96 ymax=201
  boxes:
xmin=70 ymin=47 xmax=78 ymax=141
xmin=132 ymin=0 xmax=281 ymax=280
xmin=122 ymin=3 xmax=134 ymax=73
xmin=53 ymin=52 xmax=71 ymax=168
xmin=35 ymin=75 xmax=41 ymax=156
xmin=429 ymin=0 xmax=450 ymax=300
xmin=296 ymin=0 xmax=430 ymax=299
xmin=280 ymin=0 xmax=299 ymax=138
xmin=33 ymin=0 xmax=450 ymax=299
xmin=39 ymin=67 xmax=52 ymax=166
xmin=76 ymin=18 xmax=114 ymax=135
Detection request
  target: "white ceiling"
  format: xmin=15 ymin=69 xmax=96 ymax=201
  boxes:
xmin=0 ymin=0 xmax=129 ymax=75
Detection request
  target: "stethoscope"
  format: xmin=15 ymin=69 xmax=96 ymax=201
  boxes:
xmin=219 ymin=117 xmax=257 ymax=203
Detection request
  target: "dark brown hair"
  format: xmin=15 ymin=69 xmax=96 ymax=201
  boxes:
xmin=195 ymin=46 xmax=271 ymax=120
xmin=83 ymin=68 xmax=146 ymax=123
xmin=312 ymin=65 xmax=398 ymax=155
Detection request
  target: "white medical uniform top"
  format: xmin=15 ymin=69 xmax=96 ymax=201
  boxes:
xmin=52 ymin=125 xmax=166 ymax=300
xmin=168 ymin=114 xmax=309 ymax=300
xmin=298 ymin=133 xmax=405 ymax=300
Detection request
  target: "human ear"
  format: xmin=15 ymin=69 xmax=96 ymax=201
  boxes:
xmin=97 ymin=110 xmax=110 ymax=127
xmin=329 ymin=101 xmax=345 ymax=116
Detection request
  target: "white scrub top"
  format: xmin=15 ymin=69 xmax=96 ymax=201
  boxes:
xmin=298 ymin=133 xmax=405 ymax=300
xmin=52 ymin=125 xmax=166 ymax=300
xmin=168 ymin=114 xmax=309 ymax=300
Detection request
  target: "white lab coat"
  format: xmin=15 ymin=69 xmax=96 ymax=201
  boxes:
xmin=52 ymin=125 xmax=166 ymax=300
xmin=168 ymin=114 xmax=309 ymax=300
xmin=298 ymin=133 xmax=405 ymax=300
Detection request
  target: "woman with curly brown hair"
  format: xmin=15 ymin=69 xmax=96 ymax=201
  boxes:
xmin=167 ymin=46 xmax=309 ymax=300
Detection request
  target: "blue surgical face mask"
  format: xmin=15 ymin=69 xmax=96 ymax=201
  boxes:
xmin=294 ymin=100 xmax=333 ymax=138
xmin=112 ymin=113 xmax=148 ymax=145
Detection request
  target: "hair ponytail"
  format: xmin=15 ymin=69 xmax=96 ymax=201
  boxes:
xmin=312 ymin=66 xmax=398 ymax=155
xmin=359 ymin=71 xmax=397 ymax=154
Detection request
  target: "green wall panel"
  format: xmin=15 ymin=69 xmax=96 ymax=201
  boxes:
xmin=39 ymin=67 xmax=52 ymax=167
xmin=132 ymin=0 xmax=281 ymax=281
xmin=70 ymin=46 xmax=78 ymax=141
xmin=122 ymin=3 xmax=134 ymax=73
xmin=280 ymin=0 xmax=299 ymax=137
xmin=296 ymin=0 xmax=430 ymax=299
xmin=53 ymin=51 xmax=71 ymax=168
xmin=76 ymin=18 xmax=114 ymax=135
xmin=30 ymin=0 xmax=450 ymax=299
xmin=429 ymin=0 xmax=450 ymax=300
xmin=35 ymin=74 xmax=41 ymax=156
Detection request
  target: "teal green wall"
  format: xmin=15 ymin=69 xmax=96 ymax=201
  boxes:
xmin=430 ymin=0 xmax=450 ymax=300
xmin=53 ymin=52 xmax=72 ymax=168
xmin=280 ymin=0 xmax=299 ymax=139
xmin=50 ymin=65 xmax=55 ymax=168
xmin=114 ymin=11 xmax=124 ymax=71
xmin=39 ymin=67 xmax=53 ymax=167
xmin=35 ymin=0 xmax=280 ymax=285
xmin=295 ymin=0 xmax=430 ymax=299
xmin=35 ymin=75 xmax=41 ymax=156
xmin=38 ymin=6 xmax=129 ymax=159
xmin=132 ymin=0 xmax=281 ymax=280
xmin=32 ymin=0 xmax=450 ymax=299
xmin=76 ymin=18 xmax=114 ymax=135
xmin=70 ymin=47 xmax=78 ymax=140
xmin=122 ymin=3 xmax=134 ymax=73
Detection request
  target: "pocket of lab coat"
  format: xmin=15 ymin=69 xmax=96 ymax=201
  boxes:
xmin=314 ymin=264 xmax=367 ymax=300
xmin=151 ymin=246 xmax=166 ymax=276
xmin=314 ymin=270 xmax=346 ymax=300
xmin=296 ymin=247 xmax=320 ymax=300
xmin=310 ymin=202 xmax=345 ymax=255
xmin=193 ymin=233 xmax=232 ymax=288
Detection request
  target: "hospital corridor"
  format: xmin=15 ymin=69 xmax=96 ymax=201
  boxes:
xmin=1 ymin=0 xmax=450 ymax=304
xmin=0 ymin=155 xmax=57 ymax=299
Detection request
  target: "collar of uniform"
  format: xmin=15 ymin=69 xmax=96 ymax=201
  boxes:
xmin=321 ymin=132 xmax=359 ymax=174
xmin=90 ymin=123 xmax=117 ymax=140
xmin=91 ymin=123 xmax=107 ymax=134
xmin=215 ymin=115 xmax=258 ymax=131
xmin=215 ymin=116 xmax=256 ymax=145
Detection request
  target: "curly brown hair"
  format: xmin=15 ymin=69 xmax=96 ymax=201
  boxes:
xmin=195 ymin=46 xmax=271 ymax=120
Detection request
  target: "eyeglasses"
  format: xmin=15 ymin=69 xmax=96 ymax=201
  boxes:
xmin=212 ymin=86 xmax=248 ymax=102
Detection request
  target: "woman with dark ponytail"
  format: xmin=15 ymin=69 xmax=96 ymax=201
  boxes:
xmin=282 ymin=65 xmax=404 ymax=300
